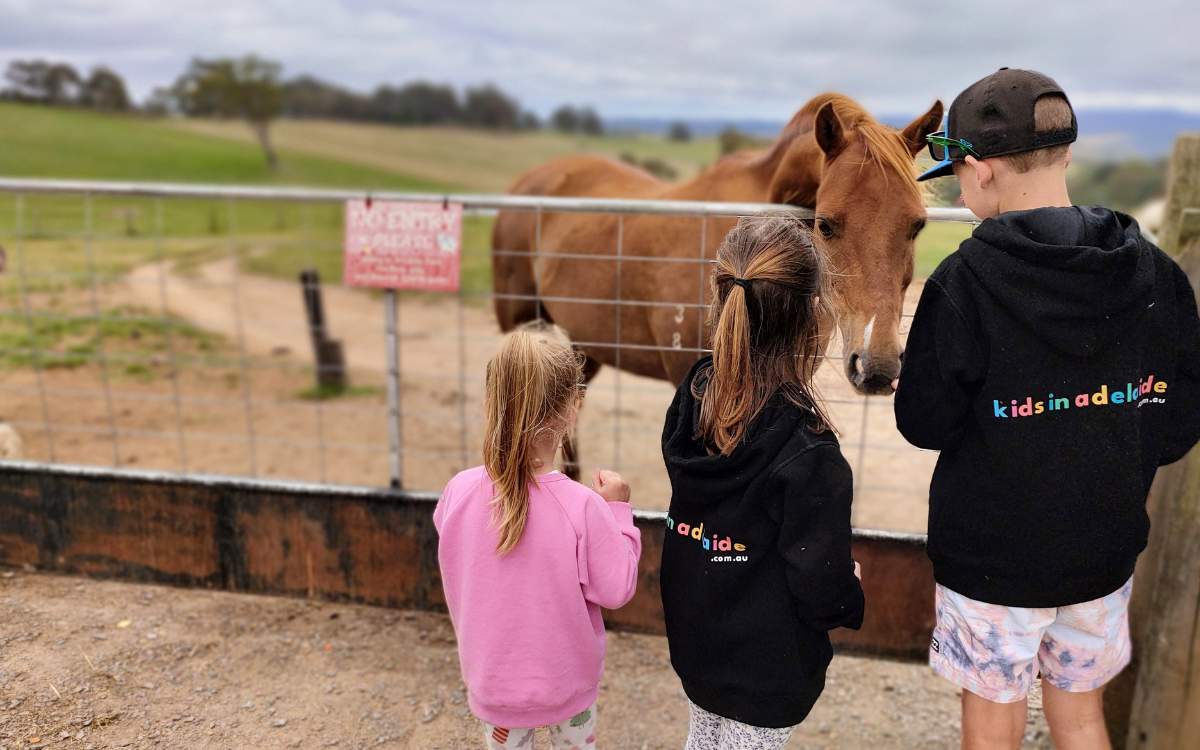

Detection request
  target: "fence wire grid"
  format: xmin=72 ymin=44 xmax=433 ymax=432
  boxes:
xmin=0 ymin=179 xmax=978 ymax=532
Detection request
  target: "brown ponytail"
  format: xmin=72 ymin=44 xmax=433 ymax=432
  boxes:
xmin=483 ymin=322 xmax=584 ymax=554
xmin=696 ymin=215 xmax=834 ymax=455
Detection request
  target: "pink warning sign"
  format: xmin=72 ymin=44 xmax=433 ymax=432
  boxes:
xmin=343 ymin=200 xmax=462 ymax=291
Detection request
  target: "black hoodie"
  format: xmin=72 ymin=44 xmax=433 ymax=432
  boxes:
xmin=660 ymin=358 xmax=865 ymax=728
xmin=896 ymin=206 xmax=1200 ymax=607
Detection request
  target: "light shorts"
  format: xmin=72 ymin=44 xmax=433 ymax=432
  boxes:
xmin=930 ymin=577 xmax=1133 ymax=703
xmin=481 ymin=704 xmax=596 ymax=749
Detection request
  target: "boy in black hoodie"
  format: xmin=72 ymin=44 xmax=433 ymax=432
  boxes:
xmin=661 ymin=216 xmax=864 ymax=749
xmin=896 ymin=68 xmax=1200 ymax=750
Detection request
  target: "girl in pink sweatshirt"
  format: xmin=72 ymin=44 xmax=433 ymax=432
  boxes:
xmin=434 ymin=323 xmax=642 ymax=749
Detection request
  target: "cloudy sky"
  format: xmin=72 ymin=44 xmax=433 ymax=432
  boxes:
xmin=1 ymin=0 xmax=1197 ymax=119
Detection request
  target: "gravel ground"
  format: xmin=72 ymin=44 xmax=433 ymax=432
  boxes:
xmin=0 ymin=569 xmax=1053 ymax=749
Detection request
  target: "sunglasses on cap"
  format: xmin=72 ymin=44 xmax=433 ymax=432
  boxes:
xmin=926 ymin=131 xmax=981 ymax=163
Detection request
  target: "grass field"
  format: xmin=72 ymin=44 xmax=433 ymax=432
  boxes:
xmin=171 ymin=117 xmax=722 ymax=193
xmin=0 ymin=303 xmax=221 ymax=374
xmin=0 ymin=102 xmax=451 ymax=190
xmin=0 ymin=101 xmax=454 ymax=243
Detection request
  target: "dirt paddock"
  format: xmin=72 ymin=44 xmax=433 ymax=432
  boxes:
xmin=3 ymin=258 xmax=936 ymax=532
xmin=0 ymin=569 xmax=1055 ymax=749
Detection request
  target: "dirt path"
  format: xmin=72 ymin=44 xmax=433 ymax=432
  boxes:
xmin=0 ymin=569 xmax=1054 ymax=749
xmin=121 ymin=259 xmax=497 ymax=377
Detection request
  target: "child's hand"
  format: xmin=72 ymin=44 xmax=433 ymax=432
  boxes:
xmin=592 ymin=470 xmax=631 ymax=503
xmin=853 ymin=561 xmax=862 ymax=581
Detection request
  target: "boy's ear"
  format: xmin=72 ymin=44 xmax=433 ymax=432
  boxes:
xmin=964 ymin=155 xmax=993 ymax=190
xmin=900 ymin=100 xmax=944 ymax=156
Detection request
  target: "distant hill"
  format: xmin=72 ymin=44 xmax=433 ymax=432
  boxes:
xmin=609 ymin=108 xmax=1200 ymax=160
xmin=1068 ymin=109 xmax=1200 ymax=160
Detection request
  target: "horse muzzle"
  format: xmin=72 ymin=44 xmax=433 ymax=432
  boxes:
xmin=846 ymin=350 xmax=902 ymax=395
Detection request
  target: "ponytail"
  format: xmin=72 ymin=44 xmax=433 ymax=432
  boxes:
xmin=699 ymin=281 xmax=756 ymax=455
xmin=695 ymin=215 xmax=834 ymax=455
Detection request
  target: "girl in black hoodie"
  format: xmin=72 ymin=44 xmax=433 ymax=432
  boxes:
xmin=660 ymin=216 xmax=865 ymax=749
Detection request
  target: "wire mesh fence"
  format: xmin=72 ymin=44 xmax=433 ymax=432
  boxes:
xmin=0 ymin=178 xmax=978 ymax=532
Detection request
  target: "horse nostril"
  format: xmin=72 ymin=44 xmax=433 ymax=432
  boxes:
xmin=847 ymin=352 xmax=864 ymax=379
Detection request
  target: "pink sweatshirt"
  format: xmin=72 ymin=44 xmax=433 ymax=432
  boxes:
xmin=433 ymin=466 xmax=642 ymax=728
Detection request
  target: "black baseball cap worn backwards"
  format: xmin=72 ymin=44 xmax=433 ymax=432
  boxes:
xmin=918 ymin=67 xmax=1078 ymax=181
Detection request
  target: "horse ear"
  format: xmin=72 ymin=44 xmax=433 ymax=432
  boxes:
xmin=814 ymin=102 xmax=845 ymax=158
xmin=900 ymin=100 xmax=944 ymax=156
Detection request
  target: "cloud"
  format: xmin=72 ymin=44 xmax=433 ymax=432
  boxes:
xmin=0 ymin=0 xmax=1196 ymax=117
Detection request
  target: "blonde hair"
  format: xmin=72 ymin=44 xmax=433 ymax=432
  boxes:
xmin=483 ymin=322 xmax=584 ymax=554
xmin=1004 ymin=95 xmax=1073 ymax=173
xmin=696 ymin=215 xmax=834 ymax=455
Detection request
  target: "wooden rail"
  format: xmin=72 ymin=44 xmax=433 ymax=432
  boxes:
xmin=0 ymin=461 xmax=936 ymax=660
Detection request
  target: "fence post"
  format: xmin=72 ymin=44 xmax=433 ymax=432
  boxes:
xmin=384 ymin=288 xmax=404 ymax=489
xmin=1114 ymin=133 xmax=1200 ymax=750
xmin=299 ymin=269 xmax=347 ymax=392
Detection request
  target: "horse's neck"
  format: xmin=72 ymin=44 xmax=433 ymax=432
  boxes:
xmin=671 ymin=129 xmax=823 ymax=208
xmin=762 ymin=136 xmax=823 ymax=208
xmin=751 ymin=103 xmax=830 ymax=207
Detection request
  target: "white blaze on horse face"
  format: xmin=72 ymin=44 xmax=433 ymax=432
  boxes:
xmin=862 ymin=314 xmax=876 ymax=350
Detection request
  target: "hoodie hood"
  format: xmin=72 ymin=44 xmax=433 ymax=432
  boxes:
xmin=959 ymin=206 xmax=1156 ymax=357
xmin=662 ymin=357 xmax=817 ymax=501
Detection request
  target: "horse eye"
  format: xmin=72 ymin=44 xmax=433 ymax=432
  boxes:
xmin=816 ymin=218 xmax=836 ymax=240
xmin=910 ymin=219 xmax=927 ymax=240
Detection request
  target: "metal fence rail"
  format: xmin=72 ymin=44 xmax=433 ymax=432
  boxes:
xmin=0 ymin=177 xmax=981 ymax=222
xmin=0 ymin=177 xmax=979 ymax=528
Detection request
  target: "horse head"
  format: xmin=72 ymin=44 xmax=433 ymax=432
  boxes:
xmin=766 ymin=95 xmax=943 ymax=395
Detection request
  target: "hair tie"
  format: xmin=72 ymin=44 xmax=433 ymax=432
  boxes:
xmin=731 ymin=277 xmax=752 ymax=292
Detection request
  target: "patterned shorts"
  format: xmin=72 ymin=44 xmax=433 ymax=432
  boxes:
xmin=481 ymin=704 xmax=597 ymax=749
xmin=930 ymin=577 xmax=1133 ymax=703
xmin=684 ymin=701 xmax=796 ymax=750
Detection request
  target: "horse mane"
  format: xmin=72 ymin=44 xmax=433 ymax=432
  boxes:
xmin=753 ymin=93 xmax=921 ymax=201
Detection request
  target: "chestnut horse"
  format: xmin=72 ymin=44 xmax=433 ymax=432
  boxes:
xmin=493 ymin=92 xmax=942 ymax=398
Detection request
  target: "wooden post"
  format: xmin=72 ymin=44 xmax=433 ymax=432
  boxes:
xmin=299 ymin=269 xmax=347 ymax=392
xmin=1116 ymin=133 xmax=1200 ymax=750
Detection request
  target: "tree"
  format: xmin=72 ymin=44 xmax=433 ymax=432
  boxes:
xmin=551 ymin=105 xmax=580 ymax=133
xmin=44 ymin=63 xmax=81 ymax=104
xmin=551 ymin=104 xmax=602 ymax=135
xmin=369 ymin=81 xmax=460 ymax=124
xmin=173 ymin=56 xmax=283 ymax=168
xmin=578 ymin=107 xmax=603 ymax=136
xmin=142 ymin=86 xmax=177 ymax=116
xmin=462 ymin=84 xmax=519 ymax=130
xmin=639 ymin=157 xmax=677 ymax=180
xmin=2 ymin=60 xmax=82 ymax=104
xmin=80 ymin=67 xmax=131 ymax=111
xmin=1067 ymin=158 xmax=1168 ymax=213
xmin=717 ymin=125 xmax=765 ymax=156
xmin=281 ymin=75 xmax=369 ymax=119
xmin=618 ymin=152 xmax=677 ymax=180
xmin=667 ymin=121 xmax=692 ymax=142
xmin=517 ymin=111 xmax=541 ymax=130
